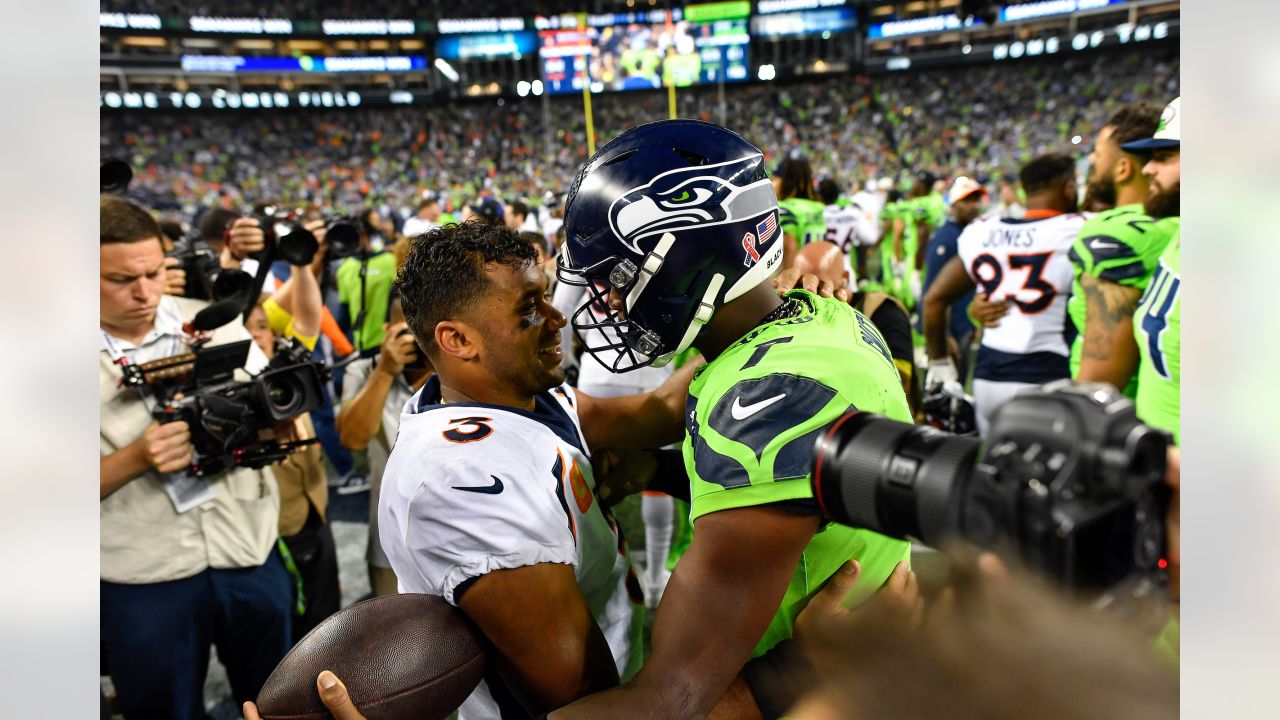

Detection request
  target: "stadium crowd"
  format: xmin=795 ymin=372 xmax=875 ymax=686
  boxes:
xmin=100 ymin=41 xmax=1182 ymax=720
xmin=101 ymin=0 xmax=569 ymax=21
xmin=102 ymin=48 xmax=1178 ymax=224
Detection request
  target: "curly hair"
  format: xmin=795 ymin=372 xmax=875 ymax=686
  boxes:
xmin=1107 ymin=103 xmax=1163 ymax=151
xmin=396 ymin=220 xmax=537 ymax=355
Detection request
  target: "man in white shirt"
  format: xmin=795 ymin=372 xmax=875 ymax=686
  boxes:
xmin=99 ymin=195 xmax=291 ymax=719
xmin=401 ymin=196 xmax=442 ymax=238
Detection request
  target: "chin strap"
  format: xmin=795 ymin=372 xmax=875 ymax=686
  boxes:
xmin=653 ymin=272 xmax=724 ymax=367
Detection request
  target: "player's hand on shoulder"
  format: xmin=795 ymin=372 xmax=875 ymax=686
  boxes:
xmin=771 ymin=267 xmax=852 ymax=304
xmin=242 ymin=671 xmax=367 ymax=720
xmin=592 ymin=447 xmax=656 ymax=507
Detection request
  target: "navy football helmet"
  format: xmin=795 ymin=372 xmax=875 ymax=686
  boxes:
xmin=922 ymin=386 xmax=979 ymax=436
xmin=558 ymin=120 xmax=782 ymax=373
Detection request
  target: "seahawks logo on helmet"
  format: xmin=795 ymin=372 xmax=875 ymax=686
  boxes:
xmin=607 ymin=154 xmax=777 ymax=255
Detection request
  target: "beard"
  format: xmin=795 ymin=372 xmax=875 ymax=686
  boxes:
xmin=1083 ymin=165 xmax=1117 ymax=210
xmin=1144 ymin=181 xmax=1180 ymax=219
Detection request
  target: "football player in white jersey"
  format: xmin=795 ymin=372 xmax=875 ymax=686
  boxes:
xmin=817 ymin=178 xmax=876 ymax=285
xmin=922 ymin=154 xmax=1087 ymax=434
xmin=376 ymin=221 xmax=696 ymax=719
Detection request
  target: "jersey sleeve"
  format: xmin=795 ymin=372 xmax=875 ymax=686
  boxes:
xmin=686 ymin=373 xmax=854 ymax=521
xmin=383 ymin=449 xmax=578 ymax=606
xmin=1069 ymin=215 xmax=1152 ymax=287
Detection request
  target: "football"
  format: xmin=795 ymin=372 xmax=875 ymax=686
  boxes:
xmin=255 ymin=594 xmax=487 ymax=720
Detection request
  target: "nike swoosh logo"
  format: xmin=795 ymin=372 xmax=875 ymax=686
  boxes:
xmin=730 ymin=393 xmax=787 ymax=420
xmin=453 ymin=475 xmax=504 ymax=495
xmin=1088 ymin=239 xmax=1120 ymax=250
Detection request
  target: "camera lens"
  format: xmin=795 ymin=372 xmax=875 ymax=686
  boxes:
xmin=812 ymin=411 xmax=981 ymax=545
xmin=211 ymin=268 xmax=255 ymax=305
xmin=326 ymin=222 xmax=361 ymax=259
xmin=263 ymin=373 xmax=305 ymax=417
xmin=100 ymin=159 xmax=133 ymax=195
xmin=277 ymin=224 xmax=319 ymax=266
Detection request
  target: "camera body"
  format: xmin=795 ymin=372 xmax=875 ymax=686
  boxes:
xmin=812 ymin=380 xmax=1170 ymax=590
xmin=257 ymin=206 xmax=363 ymax=263
xmin=167 ymin=232 xmax=255 ymax=304
xmin=122 ymin=337 xmax=329 ymax=476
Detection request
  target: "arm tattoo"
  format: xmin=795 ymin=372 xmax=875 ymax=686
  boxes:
xmin=1081 ymin=272 xmax=1142 ymax=362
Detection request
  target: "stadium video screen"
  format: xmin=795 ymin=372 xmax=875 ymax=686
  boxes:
xmin=539 ymin=18 xmax=749 ymax=95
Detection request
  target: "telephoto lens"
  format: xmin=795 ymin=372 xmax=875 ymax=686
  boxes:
xmin=325 ymin=219 xmax=362 ymax=259
xmin=811 ymin=380 xmax=1170 ymax=590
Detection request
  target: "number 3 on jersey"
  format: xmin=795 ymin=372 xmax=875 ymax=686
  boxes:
xmin=970 ymin=251 xmax=1056 ymax=313
xmin=442 ymin=416 xmax=494 ymax=443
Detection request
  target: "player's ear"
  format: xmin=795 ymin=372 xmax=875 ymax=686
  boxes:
xmin=1115 ymin=155 xmax=1137 ymax=185
xmin=436 ymin=321 xmax=479 ymax=361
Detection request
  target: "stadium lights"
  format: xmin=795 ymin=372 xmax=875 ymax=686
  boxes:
xmin=758 ymin=64 xmax=776 ymax=81
xmin=1071 ymin=135 xmax=1083 ymax=145
xmin=434 ymin=57 xmax=460 ymax=82
xmin=532 ymin=79 xmax=544 ymax=96
xmin=517 ymin=80 xmax=531 ymax=97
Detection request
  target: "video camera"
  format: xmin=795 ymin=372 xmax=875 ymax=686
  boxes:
xmin=811 ymin=380 xmax=1170 ymax=592
xmin=121 ymin=316 xmax=329 ymax=477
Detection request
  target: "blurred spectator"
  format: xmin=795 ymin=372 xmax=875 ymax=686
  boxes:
xmin=99 ymin=195 xmax=291 ymax=718
xmin=506 ymin=199 xmax=538 ymax=233
xmin=401 ymin=196 xmax=441 ymax=239
xmin=922 ymin=176 xmax=988 ymax=377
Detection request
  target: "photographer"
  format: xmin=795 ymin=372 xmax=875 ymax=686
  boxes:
xmin=244 ymin=221 xmax=341 ymax=643
xmin=335 ymin=209 xmax=397 ymax=355
xmin=98 ymin=195 xmax=291 ymax=719
xmin=335 ymin=286 xmax=432 ymax=597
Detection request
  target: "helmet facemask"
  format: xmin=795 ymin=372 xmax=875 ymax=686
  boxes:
xmin=556 ymin=234 xmax=677 ymax=373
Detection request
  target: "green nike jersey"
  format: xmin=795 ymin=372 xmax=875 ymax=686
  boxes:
xmin=1134 ymin=229 xmax=1181 ymax=444
xmin=778 ymin=197 xmax=828 ymax=247
xmin=1068 ymin=205 xmax=1177 ymax=394
xmin=911 ymin=193 xmax=947 ymax=232
xmin=684 ymin=290 xmax=913 ymax=657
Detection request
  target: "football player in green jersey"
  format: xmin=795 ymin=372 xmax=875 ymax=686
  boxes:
xmin=555 ymin=120 xmax=912 ymax=720
xmin=1123 ymin=97 xmax=1181 ymax=443
xmin=774 ymin=156 xmax=828 ymax=269
xmin=1069 ymin=103 xmax=1176 ymax=396
xmin=889 ymin=172 xmax=940 ymax=308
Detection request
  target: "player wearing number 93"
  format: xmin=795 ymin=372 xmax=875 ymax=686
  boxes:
xmin=923 ymin=153 xmax=1087 ymax=436
xmin=551 ymin=119 xmax=912 ymax=719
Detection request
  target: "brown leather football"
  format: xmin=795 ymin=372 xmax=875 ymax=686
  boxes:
xmin=256 ymin=594 xmax=486 ymax=720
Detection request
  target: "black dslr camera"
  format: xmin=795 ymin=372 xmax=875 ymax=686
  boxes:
xmin=256 ymin=206 xmax=363 ymax=263
xmin=121 ymin=336 xmax=328 ymax=476
xmin=166 ymin=231 xmax=256 ymax=305
xmin=811 ymin=380 xmax=1170 ymax=592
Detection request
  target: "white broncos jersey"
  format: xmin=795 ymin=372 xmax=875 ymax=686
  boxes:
xmin=956 ymin=212 xmax=1089 ymax=357
xmin=380 ymin=377 xmax=641 ymax=720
